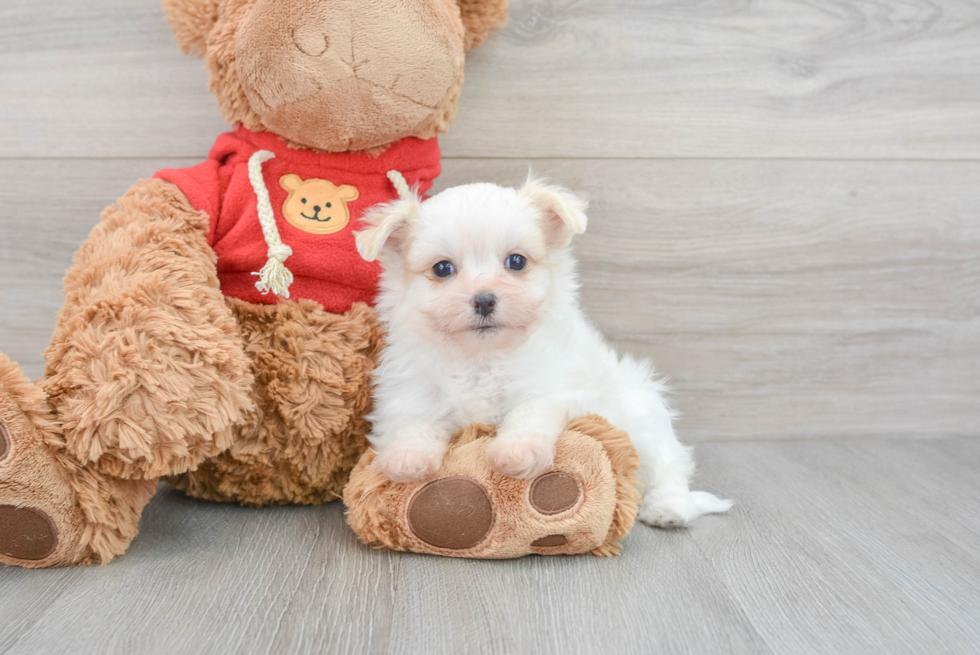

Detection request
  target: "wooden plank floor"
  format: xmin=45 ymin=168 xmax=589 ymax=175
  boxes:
xmin=1 ymin=0 xmax=978 ymax=652
xmin=1 ymin=439 xmax=978 ymax=655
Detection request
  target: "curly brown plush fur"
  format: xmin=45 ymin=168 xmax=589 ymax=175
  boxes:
xmin=42 ymin=178 xmax=255 ymax=481
xmin=565 ymin=415 xmax=643 ymax=556
xmin=167 ymin=298 xmax=383 ymax=506
xmin=458 ymin=0 xmax=510 ymax=50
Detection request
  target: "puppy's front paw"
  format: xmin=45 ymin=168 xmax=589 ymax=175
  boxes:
xmin=374 ymin=445 xmax=445 ymax=482
xmin=486 ymin=437 xmax=555 ymax=479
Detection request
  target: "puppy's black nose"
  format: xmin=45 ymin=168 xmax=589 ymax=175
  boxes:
xmin=473 ymin=293 xmax=496 ymax=317
xmin=313 ymin=205 xmax=321 ymax=212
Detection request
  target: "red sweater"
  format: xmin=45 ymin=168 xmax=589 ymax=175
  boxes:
xmin=155 ymin=128 xmax=441 ymax=313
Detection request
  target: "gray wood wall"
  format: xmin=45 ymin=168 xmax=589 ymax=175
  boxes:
xmin=0 ymin=0 xmax=977 ymax=441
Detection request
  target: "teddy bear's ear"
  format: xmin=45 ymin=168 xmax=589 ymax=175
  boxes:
xmin=520 ymin=176 xmax=589 ymax=250
xmin=338 ymin=185 xmax=360 ymax=202
xmin=355 ymin=195 xmax=422 ymax=263
xmin=279 ymin=174 xmax=303 ymax=193
xmin=456 ymin=0 xmax=510 ymax=50
xmin=161 ymin=0 xmax=221 ymax=57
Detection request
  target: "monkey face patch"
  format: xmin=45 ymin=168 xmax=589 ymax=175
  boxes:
xmin=279 ymin=174 xmax=359 ymax=235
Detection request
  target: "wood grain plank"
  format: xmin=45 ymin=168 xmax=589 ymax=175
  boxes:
xmin=1 ymin=0 xmax=978 ymax=159
xmin=0 ymin=0 xmax=224 ymax=159
xmin=448 ymin=0 xmax=980 ymax=159
xmin=2 ymin=492 xmax=397 ymax=655
xmin=0 ymin=566 xmax=87 ymax=652
xmin=689 ymin=439 xmax=980 ymax=654
xmin=2 ymin=158 xmax=977 ymax=440
xmin=386 ymin=530 xmax=768 ymax=655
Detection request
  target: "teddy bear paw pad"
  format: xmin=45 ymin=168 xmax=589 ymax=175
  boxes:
xmin=529 ymin=471 xmax=581 ymax=515
xmin=530 ymin=534 xmax=569 ymax=547
xmin=407 ymin=476 xmax=494 ymax=550
xmin=0 ymin=421 xmax=9 ymax=464
xmin=0 ymin=505 xmax=59 ymax=561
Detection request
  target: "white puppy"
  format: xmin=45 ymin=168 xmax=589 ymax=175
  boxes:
xmin=355 ymin=178 xmax=732 ymax=527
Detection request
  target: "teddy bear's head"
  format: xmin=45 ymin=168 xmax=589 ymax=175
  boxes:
xmin=162 ymin=0 xmax=508 ymax=152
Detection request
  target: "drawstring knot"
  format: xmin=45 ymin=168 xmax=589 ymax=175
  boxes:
xmin=266 ymin=243 xmax=293 ymax=262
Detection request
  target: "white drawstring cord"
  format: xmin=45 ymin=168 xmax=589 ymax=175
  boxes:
xmin=247 ymin=150 xmax=294 ymax=298
xmin=387 ymin=170 xmax=411 ymax=200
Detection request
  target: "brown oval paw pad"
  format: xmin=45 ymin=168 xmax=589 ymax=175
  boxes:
xmin=407 ymin=476 xmax=494 ymax=550
xmin=0 ymin=421 xmax=9 ymax=463
xmin=530 ymin=472 xmax=581 ymax=515
xmin=531 ymin=534 xmax=569 ymax=547
xmin=0 ymin=505 xmax=59 ymax=561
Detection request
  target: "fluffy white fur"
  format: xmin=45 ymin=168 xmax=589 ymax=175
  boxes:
xmin=355 ymin=178 xmax=732 ymax=527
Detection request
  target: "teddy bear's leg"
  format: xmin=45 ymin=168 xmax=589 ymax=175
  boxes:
xmin=0 ymin=352 xmax=146 ymax=567
xmin=167 ymin=298 xmax=382 ymax=507
xmin=344 ymin=415 xmax=643 ymax=558
xmin=0 ymin=179 xmax=254 ymax=567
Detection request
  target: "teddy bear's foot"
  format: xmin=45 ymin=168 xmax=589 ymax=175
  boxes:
xmin=345 ymin=415 xmax=642 ymax=558
xmin=0 ymin=354 xmax=157 ymax=568
xmin=0 ymin=449 xmax=85 ymax=567
xmin=0 ymin=357 xmax=89 ymax=567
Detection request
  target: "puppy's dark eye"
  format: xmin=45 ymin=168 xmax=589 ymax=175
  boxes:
xmin=433 ymin=260 xmax=455 ymax=278
xmin=301 ymin=198 xmax=307 ymax=204
xmin=505 ymin=254 xmax=527 ymax=271
xmin=326 ymin=202 xmax=332 ymax=208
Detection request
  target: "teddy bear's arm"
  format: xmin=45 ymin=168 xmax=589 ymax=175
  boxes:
xmin=38 ymin=178 xmax=255 ymax=481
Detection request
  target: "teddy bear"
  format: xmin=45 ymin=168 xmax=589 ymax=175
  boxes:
xmin=0 ymin=0 xmax=512 ymax=568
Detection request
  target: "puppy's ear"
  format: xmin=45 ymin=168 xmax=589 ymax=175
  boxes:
xmin=162 ymin=0 xmax=220 ymax=57
xmin=456 ymin=0 xmax=510 ymax=50
xmin=520 ymin=177 xmax=588 ymax=250
xmin=355 ymin=195 xmax=422 ymax=262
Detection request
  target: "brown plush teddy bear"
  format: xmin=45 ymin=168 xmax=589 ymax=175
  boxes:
xmin=0 ymin=0 xmax=510 ymax=568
